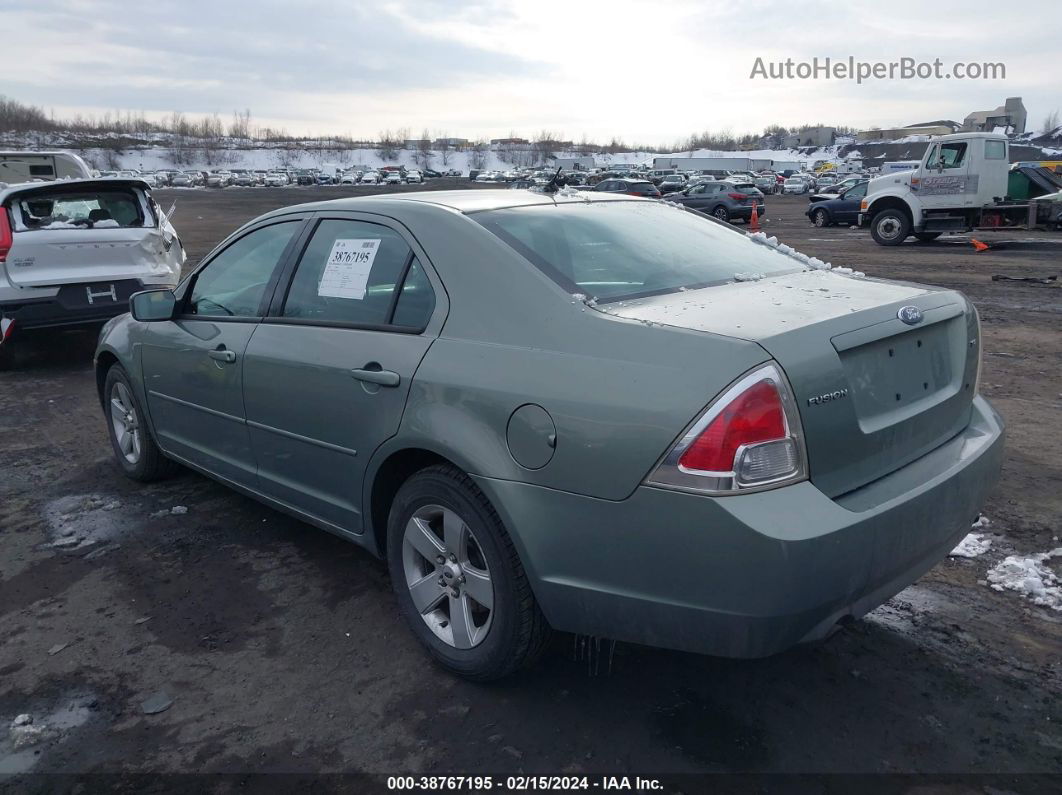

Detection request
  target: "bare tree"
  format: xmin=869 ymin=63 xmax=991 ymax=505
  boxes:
xmin=436 ymin=131 xmax=452 ymax=165
xmin=377 ymin=129 xmax=399 ymax=160
xmin=1043 ymin=109 xmax=1061 ymax=135
xmin=415 ymin=129 xmax=434 ymax=169
xmin=470 ymin=139 xmax=489 ymax=170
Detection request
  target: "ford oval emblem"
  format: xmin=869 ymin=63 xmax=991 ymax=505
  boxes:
xmin=897 ymin=306 xmax=924 ymax=325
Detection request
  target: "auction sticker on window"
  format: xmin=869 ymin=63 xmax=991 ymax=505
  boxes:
xmin=318 ymin=238 xmax=380 ymax=299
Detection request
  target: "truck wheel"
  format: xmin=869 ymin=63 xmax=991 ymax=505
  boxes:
xmin=870 ymin=209 xmax=911 ymax=246
xmin=914 ymin=232 xmax=942 ymax=242
xmin=812 ymin=208 xmax=830 ymax=227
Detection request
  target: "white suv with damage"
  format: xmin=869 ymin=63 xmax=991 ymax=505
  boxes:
xmin=0 ymin=178 xmax=184 ymax=365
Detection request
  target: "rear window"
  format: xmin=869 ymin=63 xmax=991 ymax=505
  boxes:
xmin=15 ymin=188 xmax=146 ymax=230
xmin=475 ymin=201 xmax=803 ymax=303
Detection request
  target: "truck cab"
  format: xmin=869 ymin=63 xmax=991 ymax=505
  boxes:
xmin=859 ymin=133 xmax=1010 ymax=245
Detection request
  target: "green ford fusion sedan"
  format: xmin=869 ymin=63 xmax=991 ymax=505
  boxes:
xmin=94 ymin=189 xmax=1004 ymax=679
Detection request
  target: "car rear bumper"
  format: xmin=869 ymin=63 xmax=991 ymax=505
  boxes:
xmin=474 ymin=395 xmax=1004 ymax=658
xmin=0 ymin=279 xmax=144 ymax=331
xmin=730 ymin=204 xmax=765 ymax=220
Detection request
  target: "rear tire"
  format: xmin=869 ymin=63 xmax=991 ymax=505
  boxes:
xmin=914 ymin=232 xmax=942 ymax=242
xmin=870 ymin=209 xmax=911 ymax=246
xmin=812 ymin=208 xmax=830 ymax=227
xmin=387 ymin=464 xmax=550 ymax=680
xmin=711 ymin=205 xmax=730 ymax=222
xmin=103 ymin=365 xmax=178 ymax=482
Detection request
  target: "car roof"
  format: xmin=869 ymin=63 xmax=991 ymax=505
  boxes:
xmin=258 ymin=189 xmax=639 ymax=219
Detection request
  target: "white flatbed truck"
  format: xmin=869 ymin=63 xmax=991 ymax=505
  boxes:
xmin=858 ymin=132 xmax=1062 ymax=245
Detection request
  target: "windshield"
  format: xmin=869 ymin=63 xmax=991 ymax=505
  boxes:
xmin=474 ymin=201 xmax=804 ymax=303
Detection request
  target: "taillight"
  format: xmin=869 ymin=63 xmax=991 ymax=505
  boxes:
xmin=728 ymin=192 xmax=747 ymax=200
xmin=645 ymin=363 xmax=807 ymax=494
xmin=0 ymin=207 xmax=12 ymax=263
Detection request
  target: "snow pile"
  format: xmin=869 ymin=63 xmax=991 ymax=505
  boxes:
xmin=950 ymin=533 xmax=992 ymax=558
xmin=949 ymin=516 xmax=993 ymax=558
xmin=745 ymin=230 xmax=866 ymax=279
xmin=986 ymin=548 xmax=1062 ymax=610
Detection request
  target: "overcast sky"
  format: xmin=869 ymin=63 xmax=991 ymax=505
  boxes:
xmin=5 ymin=0 xmax=1060 ymax=145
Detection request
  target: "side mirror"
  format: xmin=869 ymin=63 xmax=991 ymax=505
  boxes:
xmin=130 ymin=289 xmax=176 ymax=322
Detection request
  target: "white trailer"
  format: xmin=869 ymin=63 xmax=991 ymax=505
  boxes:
xmin=0 ymin=152 xmax=93 ymax=184
xmin=653 ymin=156 xmax=754 ymax=174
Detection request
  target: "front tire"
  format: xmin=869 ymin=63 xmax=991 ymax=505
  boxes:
xmin=387 ymin=464 xmax=550 ymax=680
xmin=812 ymin=208 xmax=830 ymax=227
xmin=870 ymin=208 xmax=911 ymax=246
xmin=103 ymin=365 xmax=177 ymax=482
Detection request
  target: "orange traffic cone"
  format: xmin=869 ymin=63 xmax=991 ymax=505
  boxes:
xmin=971 ymin=238 xmax=990 ymax=252
xmin=749 ymin=202 xmax=760 ymax=232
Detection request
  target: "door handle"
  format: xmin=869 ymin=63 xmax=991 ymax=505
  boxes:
xmin=351 ymin=366 xmax=400 ymax=387
xmin=208 ymin=349 xmax=236 ymax=363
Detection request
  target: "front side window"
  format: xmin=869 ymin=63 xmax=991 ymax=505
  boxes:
xmin=935 ymin=142 xmax=967 ymax=169
xmin=188 ymin=221 xmax=299 ymax=317
xmin=282 ymin=219 xmax=422 ymax=327
xmin=843 ymin=182 xmax=868 ymax=199
xmin=476 ymin=201 xmax=803 ymax=303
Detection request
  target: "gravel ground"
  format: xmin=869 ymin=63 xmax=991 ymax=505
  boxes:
xmin=1 ymin=184 xmax=1060 ymax=782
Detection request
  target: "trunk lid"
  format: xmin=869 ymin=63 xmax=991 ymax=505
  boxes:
xmin=604 ymin=269 xmax=979 ymax=498
xmin=2 ymin=179 xmax=182 ymax=288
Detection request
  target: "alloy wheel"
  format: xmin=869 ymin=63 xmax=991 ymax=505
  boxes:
xmin=109 ymin=381 xmax=142 ymax=464
xmin=402 ymin=504 xmax=494 ymax=649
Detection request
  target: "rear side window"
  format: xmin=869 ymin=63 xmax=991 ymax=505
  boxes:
xmin=189 ymin=221 xmax=299 ymax=317
xmin=391 ymin=258 xmax=436 ymax=328
xmin=282 ymin=219 xmax=430 ymax=328
xmin=29 ymin=165 xmax=54 ymax=176
xmin=985 ymin=139 xmax=1006 ymax=160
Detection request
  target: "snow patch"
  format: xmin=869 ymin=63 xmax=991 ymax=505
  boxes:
xmin=986 ymin=548 xmax=1062 ymax=611
xmin=41 ymin=494 xmax=129 ymax=551
xmin=1 ymin=693 xmax=96 ymax=775
xmin=950 ymin=534 xmax=992 ymax=558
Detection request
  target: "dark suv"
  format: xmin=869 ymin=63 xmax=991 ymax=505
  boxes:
xmin=588 ymin=178 xmax=661 ymax=198
xmin=662 ymin=180 xmax=765 ymax=223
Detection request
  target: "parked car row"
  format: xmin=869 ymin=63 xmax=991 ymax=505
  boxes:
xmin=94 ymin=166 xmax=449 ymax=189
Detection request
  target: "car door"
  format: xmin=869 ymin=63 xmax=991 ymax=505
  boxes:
xmin=919 ymin=141 xmax=973 ymax=209
xmin=835 ymin=182 xmax=867 ymax=224
xmin=682 ymin=183 xmax=709 ymax=209
xmin=241 ymin=214 xmax=444 ymax=533
xmin=140 ymin=218 xmax=306 ymax=487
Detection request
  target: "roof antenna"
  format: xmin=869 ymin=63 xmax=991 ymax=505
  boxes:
xmin=542 ymin=167 xmax=566 ymax=194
